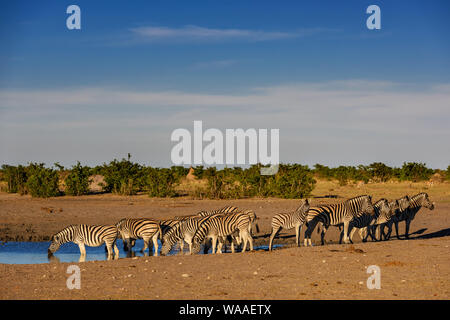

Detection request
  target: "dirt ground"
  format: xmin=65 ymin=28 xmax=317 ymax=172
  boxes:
xmin=0 ymin=180 xmax=449 ymax=300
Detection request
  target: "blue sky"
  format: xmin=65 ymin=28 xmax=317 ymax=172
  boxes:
xmin=1 ymin=1 xmax=449 ymax=168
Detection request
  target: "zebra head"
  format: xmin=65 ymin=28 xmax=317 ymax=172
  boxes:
xmin=375 ymin=198 xmax=390 ymax=216
xmin=387 ymin=199 xmax=400 ymax=217
xmin=296 ymin=198 xmax=311 ymax=214
xmin=48 ymin=227 xmax=71 ymax=255
xmin=420 ymin=193 xmax=435 ymax=210
xmin=361 ymin=195 xmax=376 ymax=215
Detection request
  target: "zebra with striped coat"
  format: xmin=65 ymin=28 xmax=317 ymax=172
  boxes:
xmin=192 ymin=212 xmax=253 ymax=253
xmin=115 ymin=218 xmax=162 ymax=256
xmin=160 ymin=215 xmax=212 ymax=255
xmin=387 ymin=193 xmax=434 ymax=239
xmin=48 ymin=224 xmax=119 ymax=262
xmin=346 ymin=198 xmax=392 ymax=243
xmin=197 ymin=207 xmax=259 ymax=251
xmin=304 ymin=195 xmax=375 ymax=246
xmin=380 ymin=195 xmax=411 ymax=240
xmin=268 ymin=199 xmax=310 ymax=251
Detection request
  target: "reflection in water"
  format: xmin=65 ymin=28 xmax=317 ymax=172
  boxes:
xmin=0 ymin=240 xmax=283 ymax=265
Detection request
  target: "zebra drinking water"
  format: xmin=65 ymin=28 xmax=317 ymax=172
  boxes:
xmin=115 ymin=218 xmax=162 ymax=256
xmin=48 ymin=224 xmax=119 ymax=262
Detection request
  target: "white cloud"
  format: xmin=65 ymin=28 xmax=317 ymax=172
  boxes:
xmin=1 ymin=80 xmax=449 ymax=167
xmin=129 ymin=25 xmax=329 ymax=43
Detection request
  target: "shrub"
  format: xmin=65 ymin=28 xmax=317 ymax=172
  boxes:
xmin=1 ymin=165 xmax=28 ymax=194
xmin=100 ymin=157 xmax=145 ymax=195
xmin=399 ymin=162 xmax=434 ymax=182
xmin=146 ymin=167 xmax=177 ymax=197
xmin=368 ymin=162 xmax=393 ymax=182
xmin=25 ymin=163 xmax=60 ymax=198
xmin=65 ymin=162 xmax=91 ymax=196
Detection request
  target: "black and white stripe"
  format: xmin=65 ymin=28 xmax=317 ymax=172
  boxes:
xmin=48 ymin=224 xmax=119 ymax=261
xmin=115 ymin=218 xmax=162 ymax=256
xmin=268 ymin=199 xmax=310 ymax=251
xmin=304 ymin=195 xmax=375 ymax=246
xmin=388 ymin=193 xmax=434 ymax=239
xmin=192 ymin=212 xmax=253 ymax=253
xmin=160 ymin=216 xmax=212 ymax=255
xmin=346 ymin=198 xmax=391 ymax=243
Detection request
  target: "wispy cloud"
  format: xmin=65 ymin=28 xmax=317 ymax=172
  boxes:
xmin=129 ymin=25 xmax=330 ymax=43
xmin=1 ymin=80 xmax=449 ymax=167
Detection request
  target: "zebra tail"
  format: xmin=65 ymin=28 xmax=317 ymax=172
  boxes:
xmin=158 ymin=223 xmax=163 ymax=242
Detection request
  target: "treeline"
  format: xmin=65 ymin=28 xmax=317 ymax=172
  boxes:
xmin=313 ymin=162 xmax=444 ymax=185
xmin=0 ymin=159 xmax=448 ymax=199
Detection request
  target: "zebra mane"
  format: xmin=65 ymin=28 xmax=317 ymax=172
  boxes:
xmin=345 ymin=194 xmax=371 ymax=203
xmin=374 ymin=198 xmax=388 ymax=206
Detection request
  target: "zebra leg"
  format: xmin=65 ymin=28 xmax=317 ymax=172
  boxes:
xmin=342 ymin=221 xmax=351 ymax=244
xmin=152 ymin=233 xmax=159 ymax=256
xmin=113 ymin=243 xmax=119 ymax=260
xmin=78 ymin=243 xmax=86 ymax=262
xmin=320 ymin=226 xmax=328 ymax=245
xmin=142 ymin=237 xmax=150 ymax=253
xmin=394 ymin=220 xmax=400 ymax=240
xmin=304 ymin=220 xmax=317 ymax=247
xmin=269 ymin=226 xmax=281 ymax=251
xmin=295 ymin=225 xmax=300 ymax=247
xmin=405 ymin=218 xmax=411 ymax=239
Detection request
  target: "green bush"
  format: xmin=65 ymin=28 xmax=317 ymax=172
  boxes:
xmin=367 ymin=162 xmax=393 ymax=182
xmin=65 ymin=162 xmax=91 ymax=196
xmin=146 ymin=167 xmax=177 ymax=197
xmin=25 ymin=163 xmax=60 ymax=198
xmin=100 ymin=157 xmax=145 ymax=195
xmin=446 ymin=165 xmax=450 ymax=181
xmin=399 ymin=162 xmax=433 ymax=182
xmin=1 ymin=165 xmax=28 ymax=194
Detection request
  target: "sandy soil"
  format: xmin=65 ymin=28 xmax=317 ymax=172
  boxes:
xmin=0 ymin=184 xmax=449 ymax=300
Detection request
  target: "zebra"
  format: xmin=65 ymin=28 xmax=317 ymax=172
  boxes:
xmin=367 ymin=199 xmax=400 ymax=241
xmin=192 ymin=212 xmax=253 ymax=253
xmin=160 ymin=215 xmax=212 ymax=255
xmin=48 ymin=224 xmax=119 ymax=262
xmin=346 ymin=198 xmax=391 ymax=243
xmin=115 ymin=218 xmax=162 ymax=256
xmin=197 ymin=207 xmax=259 ymax=251
xmin=380 ymin=195 xmax=411 ymax=240
xmin=268 ymin=199 xmax=310 ymax=251
xmin=387 ymin=192 xmax=434 ymax=239
xmin=303 ymin=195 xmax=375 ymax=246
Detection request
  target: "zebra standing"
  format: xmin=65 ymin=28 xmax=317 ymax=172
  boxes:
xmin=48 ymin=224 xmax=119 ymax=262
xmin=346 ymin=198 xmax=391 ymax=243
xmin=192 ymin=212 xmax=253 ymax=253
xmin=304 ymin=195 xmax=375 ymax=246
xmin=388 ymin=192 xmax=434 ymax=239
xmin=197 ymin=207 xmax=259 ymax=252
xmin=381 ymin=195 xmax=411 ymax=240
xmin=268 ymin=199 xmax=310 ymax=251
xmin=115 ymin=218 xmax=162 ymax=256
xmin=368 ymin=199 xmax=400 ymax=241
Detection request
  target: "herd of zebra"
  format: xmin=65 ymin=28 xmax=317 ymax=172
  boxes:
xmin=47 ymin=192 xmax=435 ymax=261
